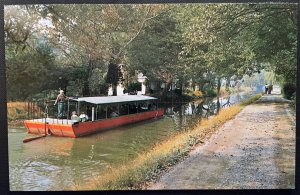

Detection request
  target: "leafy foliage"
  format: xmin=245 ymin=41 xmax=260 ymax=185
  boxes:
xmin=282 ymin=83 xmax=296 ymax=100
xmin=5 ymin=4 xmax=297 ymax=101
xmin=6 ymin=44 xmax=56 ymax=100
xmin=127 ymin=82 xmax=141 ymax=93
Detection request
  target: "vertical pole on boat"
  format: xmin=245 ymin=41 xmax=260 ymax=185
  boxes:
xmin=30 ymin=102 xmax=32 ymax=120
xmin=44 ymin=103 xmax=48 ymax=136
xmin=105 ymin=106 xmax=108 ymax=119
xmin=33 ymin=102 xmax=35 ymax=119
xmin=92 ymin=107 xmax=95 ymax=121
xmin=67 ymin=99 xmax=70 ymax=124
xmin=38 ymin=102 xmax=41 ymax=119
xmin=27 ymin=101 xmax=30 ymax=119
xmin=96 ymin=105 xmax=98 ymax=120
xmin=77 ymin=101 xmax=80 ymax=116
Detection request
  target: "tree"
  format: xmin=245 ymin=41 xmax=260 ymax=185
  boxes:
xmin=6 ymin=44 xmax=55 ymax=100
xmin=174 ymin=3 xmax=296 ymax=95
xmin=106 ymin=62 xmax=122 ymax=96
xmin=127 ymin=11 xmax=183 ymax=94
xmin=28 ymin=4 xmax=168 ymax=95
xmin=4 ymin=5 xmax=37 ymax=53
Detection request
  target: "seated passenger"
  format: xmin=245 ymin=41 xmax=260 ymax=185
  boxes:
xmin=71 ymin=111 xmax=80 ymax=124
xmin=79 ymin=112 xmax=89 ymax=122
xmin=110 ymin=111 xmax=119 ymax=118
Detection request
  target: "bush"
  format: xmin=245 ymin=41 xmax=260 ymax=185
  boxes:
xmin=204 ymin=88 xmax=217 ymax=97
xmin=290 ymin=92 xmax=296 ymax=110
xmin=127 ymin=83 xmax=141 ymax=93
xmin=282 ymin=83 xmax=296 ymax=100
xmin=173 ymin=88 xmax=182 ymax=96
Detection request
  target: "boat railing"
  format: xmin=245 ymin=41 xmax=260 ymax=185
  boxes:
xmin=26 ymin=100 xmax=73 ymax=125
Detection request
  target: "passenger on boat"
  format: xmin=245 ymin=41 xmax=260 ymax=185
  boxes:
xmin=152 ymin=104 xmax=157 ymax=110
xmin=79 ymin=112 xmax=89 ymax=122
xmin=54 ymin=90 xmax=68 ymax=119
xmin=71 ymin=111 xmax=80 ymax=124
xmin=110 ymin=111 xmax=119 ymax=118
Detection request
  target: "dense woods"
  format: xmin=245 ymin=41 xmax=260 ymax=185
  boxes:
xmin=4 ymin=3 xmax=297 ymax=100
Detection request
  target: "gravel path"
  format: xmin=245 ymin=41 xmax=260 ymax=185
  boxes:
xmin=149 ymin=94 xmax=295 ymax=189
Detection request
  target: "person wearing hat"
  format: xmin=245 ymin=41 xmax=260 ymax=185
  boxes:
xmin=54 ymin=90 xmax=68 ymax=118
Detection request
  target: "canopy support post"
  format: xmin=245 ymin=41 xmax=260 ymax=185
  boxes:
xmin=106 ymin=106 xmax=108 ymax=119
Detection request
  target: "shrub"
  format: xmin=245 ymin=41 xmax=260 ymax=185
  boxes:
xmin=282 ymin=83 xmax=296 ymax=100
xmin=173 ymin=88 xmax=182 ymax=96
xmin=290 ymin=92 xmax=296 ymax=110
xmin=127 ymin=82 xmax=141 ymax=93
xmin=204 ymin=88 xmax=217 ymax=97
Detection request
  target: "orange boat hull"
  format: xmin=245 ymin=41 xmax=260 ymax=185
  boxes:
xmin=24 ymin=109 xmax=164 ymax=138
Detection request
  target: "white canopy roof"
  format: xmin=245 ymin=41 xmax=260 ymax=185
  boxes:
xmin=71 ymin=95 xmax=157 ymax=105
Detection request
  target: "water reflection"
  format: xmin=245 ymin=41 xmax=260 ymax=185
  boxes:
xmin=165 ymin=91 xmax=257 ymax=130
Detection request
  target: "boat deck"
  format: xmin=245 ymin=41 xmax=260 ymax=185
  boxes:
xmin=27 ymin=118 xmax=72 ymax=125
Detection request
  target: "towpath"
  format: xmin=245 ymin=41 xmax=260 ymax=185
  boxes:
xmin=149 ymin=94 xmax=295 ymax=189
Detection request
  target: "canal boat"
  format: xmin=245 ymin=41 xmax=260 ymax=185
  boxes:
xmin=24 ymin=95 xmax=164 ymax=138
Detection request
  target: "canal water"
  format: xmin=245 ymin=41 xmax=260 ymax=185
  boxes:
xmin=8 ymin=91 xmax=259 ymax=191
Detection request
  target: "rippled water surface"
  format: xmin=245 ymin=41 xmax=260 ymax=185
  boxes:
xmin=9 ymin=91 xmax=258 ymax=190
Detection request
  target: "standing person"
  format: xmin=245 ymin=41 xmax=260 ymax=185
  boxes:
xmin=268 ymin=84 xmax=273 ymax=94
xmin=54 ymin=90 xmax=68 ymax=118
xmin=265 ymin=84 xmax=268 ymax=94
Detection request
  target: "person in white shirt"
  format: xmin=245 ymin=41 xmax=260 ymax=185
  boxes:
xmin=79 ymin=112 xmax=89 ymax=122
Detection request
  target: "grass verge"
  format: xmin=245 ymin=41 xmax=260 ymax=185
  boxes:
xmin=7 ymin=102 xmax=30 ymax=127
xmin=72 ymin=93 xmax=263 ymax=190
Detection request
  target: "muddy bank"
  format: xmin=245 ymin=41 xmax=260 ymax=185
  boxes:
xmin=148 ymin=94 xmax=295 ymax=189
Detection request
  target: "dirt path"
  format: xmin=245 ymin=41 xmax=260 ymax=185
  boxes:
xmin=149 ymin=94 xmax=295 ymax=189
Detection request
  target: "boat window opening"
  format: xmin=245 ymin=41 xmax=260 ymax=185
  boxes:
xmin=119 ymin=103 xmax=129 ymax=116
xmin=107 ymin=104 xmax=119 ymax=118
xmin=77 ymin=101 xmax=80 ymax=116
xmin=105 ymin=106 xmax=108 ymax=119
xmin=96 ymin=105 xmax=98 ymax=120
xmin=97 ymin=105 xmax=106 ymax=120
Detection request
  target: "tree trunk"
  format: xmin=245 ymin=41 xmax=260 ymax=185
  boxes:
xmin=226 ymin=76 xmax=230 ymax=88
xmin=216 ymin=97 xmax=221 ymax=113
xmin=191 ymin=79 xmax=196 ymax=91
xmin=217 ymin=77 xmax=221 ymax=95
xmin=112 ymin=84 xmax=117 ymax=96
xmin=82 ymin=81 xmax=90 ymax=97
xmin=163 ymin=80 xmax=172 ymax=95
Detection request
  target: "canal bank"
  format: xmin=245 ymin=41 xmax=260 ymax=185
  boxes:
xmin=148 ymin=94 xmax=295 ymax=189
